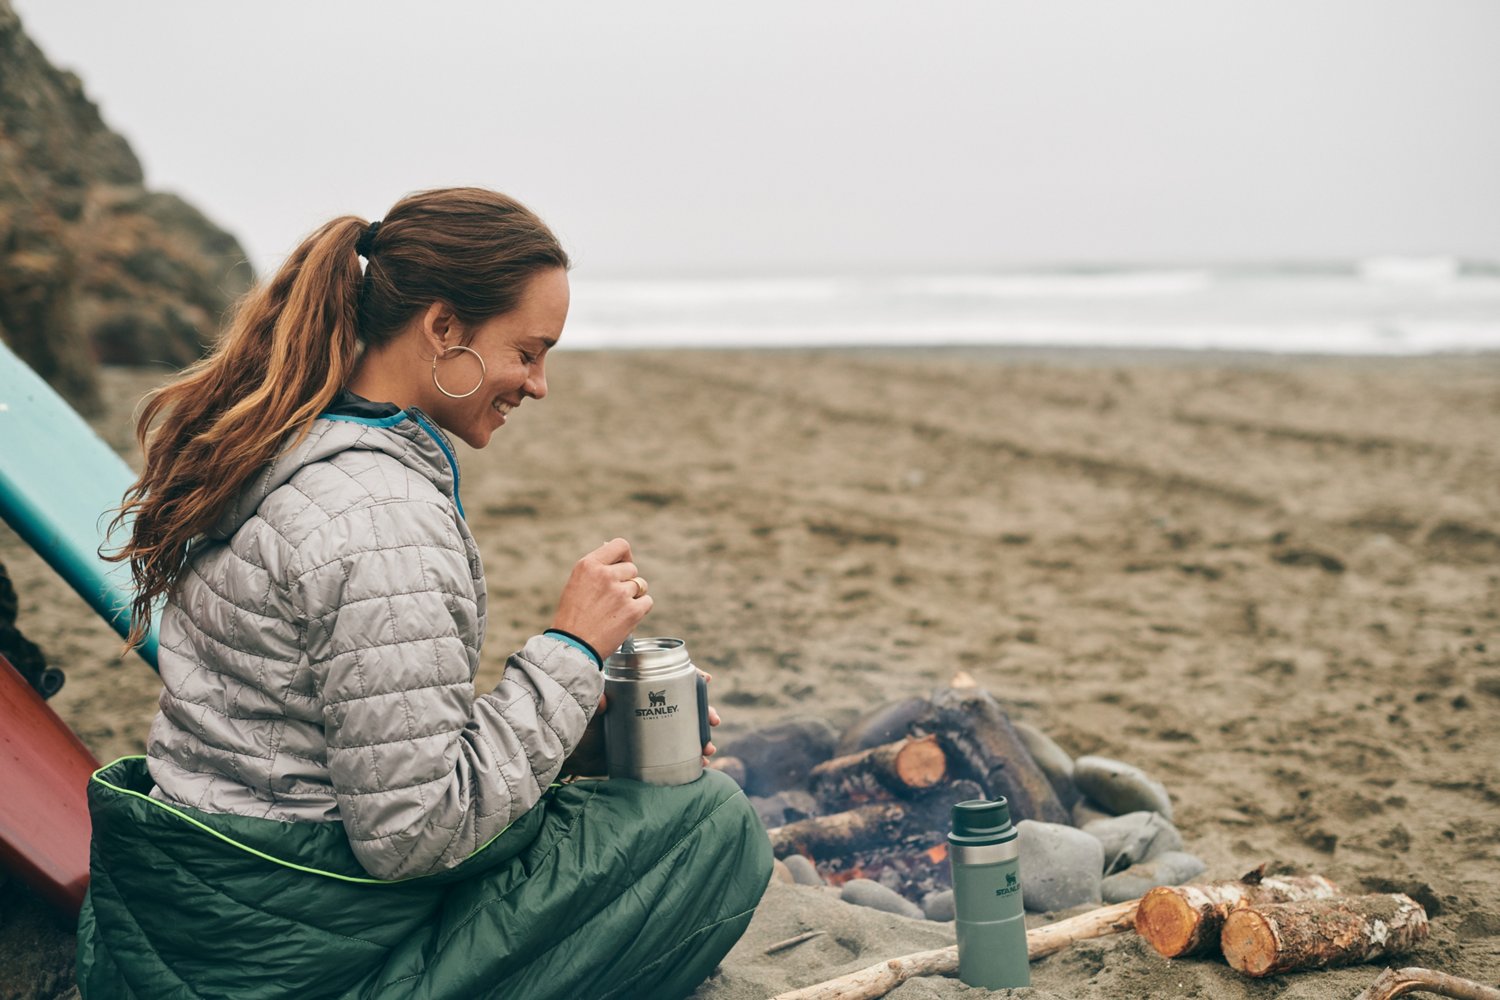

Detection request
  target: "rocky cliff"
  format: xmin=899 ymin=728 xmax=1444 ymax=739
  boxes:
xmin=0 ymin=0 xmax=253 ymax=413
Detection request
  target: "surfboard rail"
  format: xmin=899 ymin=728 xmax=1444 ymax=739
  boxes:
xmin=0 ymin=652 xmax=99 ymax=915
xmin=0 ymin=338 xmax=159 ymax=668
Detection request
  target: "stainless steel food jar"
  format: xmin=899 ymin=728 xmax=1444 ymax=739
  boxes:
xmin=602 ymin=637 xmax=710 ymax=786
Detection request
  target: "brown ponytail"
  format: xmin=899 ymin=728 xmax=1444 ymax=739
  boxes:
xmin=109 ymin=187 xmax=568 ymax=649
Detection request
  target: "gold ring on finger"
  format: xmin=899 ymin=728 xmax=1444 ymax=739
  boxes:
xmin=630 ymin=576 xmax=648 ymax=599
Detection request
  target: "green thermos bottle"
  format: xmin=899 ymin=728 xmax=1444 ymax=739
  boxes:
xmin=949 ymin=798 xmax=1030 ymax=989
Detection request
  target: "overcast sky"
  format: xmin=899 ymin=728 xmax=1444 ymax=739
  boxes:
xmin=15 ymin=1 xmax=1500 ymax=278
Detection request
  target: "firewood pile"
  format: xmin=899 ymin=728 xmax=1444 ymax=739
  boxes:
xmin=1135 ymin=866 xmax=1434 ymax=977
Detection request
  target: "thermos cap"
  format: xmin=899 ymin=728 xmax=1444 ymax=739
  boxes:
xmin=950 ymin=798 xmax=1016 ymax=844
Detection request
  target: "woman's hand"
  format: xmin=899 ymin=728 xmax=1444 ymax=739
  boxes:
xmin=550 ymin=538 xmax=652 ymax=657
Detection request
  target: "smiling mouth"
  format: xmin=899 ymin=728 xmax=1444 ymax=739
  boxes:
xmin=492 ymin=400 xmax=514 ymax=419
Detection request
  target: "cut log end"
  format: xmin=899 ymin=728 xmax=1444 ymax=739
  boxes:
xmin=894 ymin=735 xmax=947 ymax=788
xmin=1221 ymin=908 xmax=1279 ymax=977
xmin=1134 ymin=887 xmax=1199 ymax=959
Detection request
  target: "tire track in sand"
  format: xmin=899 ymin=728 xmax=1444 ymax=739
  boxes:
xmin=635 ymin=357 xmax=1280 ymax=513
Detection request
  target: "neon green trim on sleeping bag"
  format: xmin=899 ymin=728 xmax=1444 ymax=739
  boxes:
xmin=88 ymin=756 xmax=530 ymax=885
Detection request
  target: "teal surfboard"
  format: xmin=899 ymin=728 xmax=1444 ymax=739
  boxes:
xmin=0 ymin=340 xmax=159 ymax=669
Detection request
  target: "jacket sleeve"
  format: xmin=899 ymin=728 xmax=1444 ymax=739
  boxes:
xmin=293 ymin=497 xmax=604 ymax=880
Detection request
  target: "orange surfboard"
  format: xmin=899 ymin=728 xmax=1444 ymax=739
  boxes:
xmin=0 ymin=653 xmax=99 ymax=915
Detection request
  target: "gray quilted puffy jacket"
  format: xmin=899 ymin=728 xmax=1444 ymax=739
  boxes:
xmin=146 ymin=407 xmax=604 ymax=880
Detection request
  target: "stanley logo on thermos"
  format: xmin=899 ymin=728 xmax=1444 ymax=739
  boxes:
xmin=995 ymin=871 xmax=1020 ymax=896
xmin=635 ymin=689 xmax=679 ymax=718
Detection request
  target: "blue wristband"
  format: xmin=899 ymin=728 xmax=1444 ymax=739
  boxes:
xmin=544 ymin=629 xmax=603 ymax=669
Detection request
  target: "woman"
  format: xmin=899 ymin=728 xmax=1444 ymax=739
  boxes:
xmin=79 ymin=188 xmax=772 ymax=999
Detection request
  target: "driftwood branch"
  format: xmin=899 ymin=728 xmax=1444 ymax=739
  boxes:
xmin=771 ymin=899 xmax=1139 ymax=1000
xmin=1027 ymin=898 xmax=1141 ymax=960
xmin=1354 ymin=966 xmax=1500 ymax=1000
xmin=1221 ymin=893 xmax=1428 ymax=978
xmin=765 ymin=931 xmax=825 ymax=956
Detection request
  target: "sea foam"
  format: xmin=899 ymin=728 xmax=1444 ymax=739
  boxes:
xmin=563 ymin=265 xmax=1500 ymax=356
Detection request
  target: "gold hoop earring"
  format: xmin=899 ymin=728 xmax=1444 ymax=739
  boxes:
xmin=431 ymin=345 xmax=486 ymax=399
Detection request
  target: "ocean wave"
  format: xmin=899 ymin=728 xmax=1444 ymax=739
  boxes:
xmin=1359 ymin=257 xmax=1460 ymax=285
xmin=576 ymin=270 xmax=1218 ymax=306
xmin=886 ymin=271 xmax=1215 ymax=299
xmin=579 ymin=278 xmax=852 ymax=305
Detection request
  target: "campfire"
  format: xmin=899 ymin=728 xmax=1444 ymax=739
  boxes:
xmin=714 ymin=675 xmax=1067 ymax=907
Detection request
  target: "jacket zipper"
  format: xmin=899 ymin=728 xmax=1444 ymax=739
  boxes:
xmin=409 ymin=409 xmax=465 ymax=520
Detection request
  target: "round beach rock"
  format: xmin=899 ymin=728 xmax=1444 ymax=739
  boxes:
xmin=840 ymin=878 xmax=924 ymax=920
xmin=1082 ymin=811 xmax=1183 ymax=874
xmin=1072 ymin=798 xmax=1114 ymax=826
xmin=1017 ymin=820 xmax=1104 ymax=913
xmin=781 ymin=854 xmax=823 ymax=886
xmin=1013 ymin=721 xmax=1077 ymax=806
xmin=921 ymin=889 xmax=955 ymax=922
xmin=1099 ymin=851 xmax=1207 ymax=903
xmin=1073 ymin=756 xmax=1173 ymax=820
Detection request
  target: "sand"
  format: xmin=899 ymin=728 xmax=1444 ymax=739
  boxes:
xmin=2 ymin=347 xmax=1498 ymax=998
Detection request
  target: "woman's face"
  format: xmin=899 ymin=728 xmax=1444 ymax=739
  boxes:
xmin=426 ymin=267 xmax=570 ymax=449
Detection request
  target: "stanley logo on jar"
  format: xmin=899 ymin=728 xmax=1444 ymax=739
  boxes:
xmin=634 ymin=689 xmax=679 ymax=719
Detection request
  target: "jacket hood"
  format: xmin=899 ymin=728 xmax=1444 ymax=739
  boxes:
xmin=207 ymin=409 xmax=462 ymax=541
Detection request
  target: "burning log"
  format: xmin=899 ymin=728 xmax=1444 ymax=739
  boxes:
xmin=1221 ymin=893 xmax=1429 ymax=978
xmin=766 ymin=781 xmax=981 ymax=860
xmin=771 ymin=899 xmax=1141 ymax=1000
xmin=915 ymin=686 xmax=1070 ymax=825
xmin=1354 ymin=967 xmax=1500 ymax=1000
xmin=1134 ymin=865 xmax=1340 ymax=958
xmin=767 ymin=802 xmax=908 ymax=859
xmin=808 ymin=735 xmax=948 ymax=811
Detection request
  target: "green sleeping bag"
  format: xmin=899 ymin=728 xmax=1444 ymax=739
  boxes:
xmin=77 ymin=758 xmax=771 ymax=999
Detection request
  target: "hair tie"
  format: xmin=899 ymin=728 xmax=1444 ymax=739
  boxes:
xmin=356 ymin=220 xmax=382 ymax=259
